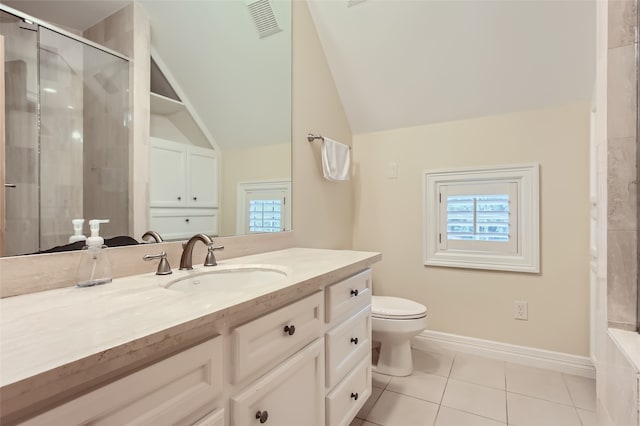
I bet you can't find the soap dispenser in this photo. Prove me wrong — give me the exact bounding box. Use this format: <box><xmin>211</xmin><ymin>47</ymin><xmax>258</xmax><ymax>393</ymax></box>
<box><xmin>69</xmin><ymin>219</ymin><xmax>86</xmax><ymax>243</ymax></box>
<box><xmin>77</xmin><ymin>219</ymin><xmax>112</xmax><ymax>287</ymax></box>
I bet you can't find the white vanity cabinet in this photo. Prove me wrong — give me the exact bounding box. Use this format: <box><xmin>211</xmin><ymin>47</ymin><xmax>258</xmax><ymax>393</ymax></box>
<box><xmin>324</xmin><ymin>270</ymin><xmax>372</xmax><ymax>426</ymax></box>
<box><xmin>230</xmin><ymin>339</ymin><xmax>324</xmax><ymax>426</ymax></box>
<box><xmin>21</xmin><ymin>337</ymin><xmax>225</xmax><ymax>426</ymax></box>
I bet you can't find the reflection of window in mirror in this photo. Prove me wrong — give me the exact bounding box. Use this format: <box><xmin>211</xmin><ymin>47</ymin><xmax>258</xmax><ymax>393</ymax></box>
<box><xmin>237</xmin><ymin>181</ymin><xmax>291</xmax><ymax>234</ymax></box>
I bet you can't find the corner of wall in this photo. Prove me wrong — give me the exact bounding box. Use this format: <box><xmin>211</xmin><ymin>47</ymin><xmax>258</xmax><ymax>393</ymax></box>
<box><xmin>291</xmin><ymin>1</ymin><xmax>354</xmax><ymax>250</ymax></box>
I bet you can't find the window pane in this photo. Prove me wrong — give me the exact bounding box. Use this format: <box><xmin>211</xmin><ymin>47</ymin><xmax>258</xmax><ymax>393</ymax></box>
<box><xmin>447</xmin><ymin>194</ymin><xmax>510</xmax><ymax>242</ymax></box>
<box><xmin>248</xmin><ymin>199</ymin><xmax>283</xmax><ymax>232</ymax></box>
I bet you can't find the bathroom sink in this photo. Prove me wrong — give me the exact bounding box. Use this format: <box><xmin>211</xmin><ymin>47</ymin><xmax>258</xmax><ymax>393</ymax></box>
<box><xmin>165</xmin><ymin>264</ymin><xmax>290</xmax><ymax>293</ymax></box>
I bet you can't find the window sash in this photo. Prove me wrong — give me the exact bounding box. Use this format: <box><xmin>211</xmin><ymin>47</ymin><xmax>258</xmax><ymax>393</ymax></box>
<box><xmin>438</xmin><ymin>181</ymin><xmax>519</xmax><ymax>254</ymax></box>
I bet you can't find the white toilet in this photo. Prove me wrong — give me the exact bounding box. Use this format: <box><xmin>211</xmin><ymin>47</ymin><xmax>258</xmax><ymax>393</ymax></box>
<box><xmin>371</xmin><ymin>296</ymin><xmax>427</xmax><ymax>377</ymax></box>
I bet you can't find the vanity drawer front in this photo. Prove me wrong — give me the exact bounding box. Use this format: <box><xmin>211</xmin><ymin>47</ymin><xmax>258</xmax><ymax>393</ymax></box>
<box><xmin>192</xmin><ymin>408</ymin><xmax>225</xmax><ymax>426</ymax></box>
<box><xmin>149</xmin><ymin>208</ymin><xmax>218</xmax><ymax>241</ymax></box>
<box><xmin>231</xmin><ymin>339</ymin><xmax>324</xmax><ymax>426</ymax></box>
<box><xmin>325</xmin><ymin>305</ymin><xmax>371</xmax><ymax>388</ymax></box>
<box><xmin>326</xmin><ymin>355</ymin><xmax>372</xmax><ymax>426</ymax></box>
<box><xmin>21</xmin><ymin>337</ymin><xmax>223</xmax><ymax>426</ymax></box>
<box><xmin>326</xmin><ymin>269</ymin><xmax>371</xmax><ymax>324</ymax></box>
<box><xmin>231</xmin><ymin>291</ymin><xmax>323</xmax><ymax>384</ymax></box>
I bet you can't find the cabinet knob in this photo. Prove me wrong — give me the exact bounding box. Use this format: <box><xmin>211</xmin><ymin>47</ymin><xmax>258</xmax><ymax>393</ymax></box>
<box><xmin>185</xmin><ymin>218</ymin><xmax>190</xmax><ymax>223</ymax></box>
<box><xmin>193</xmin><ymin>196</ymin><xmax>198</xmax><ymax>201</ymax></box>
<box><xmin>350</xmin><ymin>337</ymin><xmax>359</xmax><ymax>345</ymax></box>
<box><xmin>284</xmin><ymin>325</ymin><xmax>296</xmax><ymax>336</ymax></box>
<box><xmin>351</xmin><ymin>392</ymin><xmax>359</xmax><ymax>401</ymax></box>
<box><xmin>350</xmin><ymin>289</ymin><xmax>359</xmax><ymax>297</ymax></box>
<box><xmin>255</xmin><ymin>410</ymin><xmax>269</xmax><ymax>423</ymax></box>
<box><xmin>177</xmin><ymin>196</ymin><xmax>181</xmax><ymax>201</ymax></box>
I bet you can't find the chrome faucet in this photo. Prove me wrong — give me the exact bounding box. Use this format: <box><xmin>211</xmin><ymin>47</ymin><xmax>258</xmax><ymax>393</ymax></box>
<box><xmin>179</xmin><ymin>234</ymin><xmax>224</xmax><ymax>270</ymax></box>
<box><xmin>141</xmin><ymin>230</ymin><xmax>164</xmax><ymax>243</ymax></box>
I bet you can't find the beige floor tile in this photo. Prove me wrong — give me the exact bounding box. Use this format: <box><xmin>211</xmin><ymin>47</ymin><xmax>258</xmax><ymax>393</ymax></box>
<box><xmin>505</xmin><ymin>363</ymin><xmax>572</xmax><ymax>405</ymax></box>
<box><xmin>366</xmin><ymin>390</ymin><xmax>439</xmax><ymax>426</ymax></box>
<box><xmin>357</xmin><ymin>386</ymin><xmax>384</xmax><ymax>420</ymax></box>
<box><xmin>412</xmin><ymin>349</ymin><xmax>455</xmax><ymax>377</ymax></box>
<box><xmin>576</xmin><ymin>408</ymin><xmax>599</xmax><ymax>426</ymax></box>
<box><xmin>563</xmin><ymin>374</ymin><xmax>596</xmax><ymax>411</ymax></box>
<box><xmin>506</xmin><ymin>392</ymin><xmax>581</xmax><ymax>426</ymax></box>
<box><xmin>386</xmin><ymin>371</ymin><xmax>447</xmax><ymax>403</ymax></box>
<box><xmin>441</xmin><ymin>379</ymin><xmax>507</xmax><ymax>423</ymax></box>
<box><xmin>372</xmin><ymin>371</ymin><xmax>392</xmax><ymax>389</ymax></box>
<box><xmin>450</xmin><ymin>353</ymin><xmax>506</xmax><ymax>390</ymax></box>
<box><xmin>435</xmin><ymin>406</ymin><xmax>506</xmax><ymax>426</ymax></box>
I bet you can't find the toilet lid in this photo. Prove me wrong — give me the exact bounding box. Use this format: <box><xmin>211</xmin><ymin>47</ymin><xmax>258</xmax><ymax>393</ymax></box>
<box><xmin>372</xmin><ymin>296</ymin><xmax>427</xmax><ymax>320</ymax></box>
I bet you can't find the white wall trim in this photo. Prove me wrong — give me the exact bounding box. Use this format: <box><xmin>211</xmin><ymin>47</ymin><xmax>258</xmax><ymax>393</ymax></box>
<box><xmin>413</xmin><ymin>330</ymin><xmax>595</xmax><ymax>378</ymax></box>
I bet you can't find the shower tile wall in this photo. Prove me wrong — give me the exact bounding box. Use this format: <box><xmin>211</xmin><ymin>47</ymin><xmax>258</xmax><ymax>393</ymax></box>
<box><xmin>38</xmin><ymin>29</ymin><xmax>84</xmax><ymax>250</ymax></box>
<box><xmin>84</xmin><ymin>3</ymin><xmax>151</xmax><ymax>239</ymax></box>
<box><xmin>607</xmin><ymin>0</ymin><xmax>638</xmax><ymax>330</ymax></box>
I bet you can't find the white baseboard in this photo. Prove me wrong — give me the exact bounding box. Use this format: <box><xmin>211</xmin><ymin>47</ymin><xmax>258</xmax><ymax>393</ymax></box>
<box><xmin>412</xmin><ymin>330</ymin><xmax>595</xmax><ymax>379</ymax></box>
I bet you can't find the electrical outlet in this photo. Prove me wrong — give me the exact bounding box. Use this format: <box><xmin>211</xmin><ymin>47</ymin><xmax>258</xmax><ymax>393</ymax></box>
<box><xmin>514</xmin><ymin>301</ymin><xmax>528</xmax><ymax>320</ymax></box>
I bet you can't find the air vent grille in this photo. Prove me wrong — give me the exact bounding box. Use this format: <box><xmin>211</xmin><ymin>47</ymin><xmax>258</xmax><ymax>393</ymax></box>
<box><xmin>247</xmin><ymin>0</ymin><xmax>282</xmax><ymax>39</ymax></box>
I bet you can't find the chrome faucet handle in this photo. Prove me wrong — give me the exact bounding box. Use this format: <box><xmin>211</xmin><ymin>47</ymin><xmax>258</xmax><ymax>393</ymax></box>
<box><xmin>143</xmin><ymin>252</ymin><xmax>172</xmax><ymax>275</ymax></box>
<box><xmin>204</xmin><ymin>245</ymin><xmax>225</xmax><ymax>267</ymax></box>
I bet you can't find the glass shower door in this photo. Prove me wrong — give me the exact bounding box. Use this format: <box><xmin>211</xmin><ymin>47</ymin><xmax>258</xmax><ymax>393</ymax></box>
<box><xmin>1</xmin><ymin>11</ymin><xmax>39</xmax><ymax>256</ymax></box>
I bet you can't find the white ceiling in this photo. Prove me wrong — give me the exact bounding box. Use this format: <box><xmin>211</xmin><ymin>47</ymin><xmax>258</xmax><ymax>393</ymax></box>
<box><xmin>308</xmin><ymin>0</ymin><xmax>596</xmax><ymax>134</ymax></box>
<box><xmin>2</xmin><ymin>0</ymin><xmax>596</xmax><ymax>138</ymax></box>
<box><xmin>3</xmin><ymin>0</ymin><xmax>128</xmax><ymax>31</ymax></box>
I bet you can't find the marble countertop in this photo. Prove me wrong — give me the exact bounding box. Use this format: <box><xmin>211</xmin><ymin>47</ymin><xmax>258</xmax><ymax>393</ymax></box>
<box><xmin>0</xmin><ymin>247</ymin><xmax>380</xmax><ymax>422</ymax></box>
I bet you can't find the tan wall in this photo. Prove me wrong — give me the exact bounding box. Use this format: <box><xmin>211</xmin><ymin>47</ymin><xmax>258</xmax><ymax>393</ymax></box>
<box><xmin>220</xmin><ymin>143</ymin><xmax>291</xmax><ymax>236</ymax></box>
<box><xmin>291</xmin><ymin>1</ymin><xmax>354</xmax><ymax>250</ymax></box>
<box><xmin>352</xmin><ymin>102</ymin><xmax>591</xmax><ymax>356</ymax></box>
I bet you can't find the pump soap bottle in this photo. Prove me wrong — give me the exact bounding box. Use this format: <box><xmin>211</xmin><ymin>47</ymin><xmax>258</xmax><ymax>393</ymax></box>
<box><xmin>69</xmin><ymin>219</ymin><xmax>86</xmax><ymax>243</ymax></box>
<box><xmin>77</xmin><ymin>219</ymin><xmax>112</xmax><ymax>287</ymax></box>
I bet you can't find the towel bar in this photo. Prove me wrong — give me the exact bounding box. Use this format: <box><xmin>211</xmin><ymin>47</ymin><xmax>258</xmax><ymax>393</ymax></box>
<box><xmin>307</xmin><ymin>133</ymin><xmax>351</xmax><ymax>149</ymax></box>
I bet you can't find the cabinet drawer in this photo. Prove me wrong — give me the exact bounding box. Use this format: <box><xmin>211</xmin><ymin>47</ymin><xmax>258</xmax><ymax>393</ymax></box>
<box><xmin>22</xmin><ymin>337</ymin><xmax>223</xmax><ymax>426</ymax></box>
<box><xmin>193</xmin><ymin>408</ymin><xmax>224</xmax><ymax>426</ymax></box>
<box><xmin>326</xmin><ymin>305</ymin><xmax>371</xmax><ymax>388</ymax></box>
<box><xmin>326</xmin><ymin>355</ymin><xmax>372</xmax><ymax>426</ymax></box>
<box><xmin>326</xmin><ymin>269</ymin><xmax>371</xmax><ymax>324</ymax></box>
<box><xmin>149</xmin><ymin>208</ymin><xmax>218</xmax><ymax>241</ymax></box>
<box><xmin>231</xmin><ymin>292</ymin><xmax>323</xmax><ymax>384</ymax></box>
<box><xmin>231</xmin><ymin>339</ymin><xmax>324</xmax><ymax>426</ymax></box>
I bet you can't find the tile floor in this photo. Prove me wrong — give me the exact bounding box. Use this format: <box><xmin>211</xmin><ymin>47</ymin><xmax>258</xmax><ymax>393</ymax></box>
<box><xmin>351</xmin><ymin>348</ymin><xmax>597</xmax><ymax>426</ymax></box>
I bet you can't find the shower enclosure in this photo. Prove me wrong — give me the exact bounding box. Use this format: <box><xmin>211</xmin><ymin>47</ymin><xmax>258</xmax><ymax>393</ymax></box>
<box><xmin>1</xmin><ymin>9</ymin><xmax>130</xmax><ymax>256</ymax></box>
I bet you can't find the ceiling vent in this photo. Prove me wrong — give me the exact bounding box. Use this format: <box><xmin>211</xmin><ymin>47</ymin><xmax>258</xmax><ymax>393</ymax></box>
<box><xmin>246</xmin><ymin>0</ymin><xmax>282</xmax><ymax>39</ymax></box>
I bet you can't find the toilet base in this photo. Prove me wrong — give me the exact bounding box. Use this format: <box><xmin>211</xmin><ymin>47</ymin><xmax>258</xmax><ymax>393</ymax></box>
<box><xmin>373</xmin><ymin>338</ymin><xmax>414</xmax><ymax>377</ymax></box>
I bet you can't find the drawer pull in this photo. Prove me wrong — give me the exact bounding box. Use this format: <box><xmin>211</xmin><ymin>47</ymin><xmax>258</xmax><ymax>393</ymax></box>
<box><xmin>350</xmin><ymin>337</ymin><xmax>359</xmax><ymax>345</ymax></box>
<box><xmin>351</xmin><ymin>392</ymin><xmax>359</xmax><ymax>401</ymax></box>
<box><xmin>185</xmin><ymin>218</ymin><xmax>190</xmax><ymax>223</ymax></box>
<box><xmin>350</xmin><ymin>289</ymin><xmax>359</xmax><ymax>297</ymax></box>
<box><xmin>284</xmin><ymin>325</ymin><xmax>296</xmax><ymax>336</ymax></box>
<box><xmin>193</xmin><ymin>196</ymin><xmax>198</xmax><ymax>201</ymax></box>
<box><xmin>255</xmin><ymin>410</ymin><xmax>269</xmax><ymax>423</ymax></box>
<box><xmin>177</xmin><ymin>196</ymin><xmax>182</xmax><ymax>201</ymax></box>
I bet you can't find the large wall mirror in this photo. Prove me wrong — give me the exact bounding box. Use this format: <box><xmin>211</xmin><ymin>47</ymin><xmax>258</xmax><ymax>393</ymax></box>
<box><xmin>0</xmin><ymin>0</ymin><xmax>292</xmax><ymax>257</ymax></box>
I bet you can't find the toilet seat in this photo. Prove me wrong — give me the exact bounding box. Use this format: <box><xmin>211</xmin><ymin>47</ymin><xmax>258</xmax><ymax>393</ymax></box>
<box><xmin>372</xmin><ymin>296</ymin><xmax>427</xmax><ymax>320</ymax></box>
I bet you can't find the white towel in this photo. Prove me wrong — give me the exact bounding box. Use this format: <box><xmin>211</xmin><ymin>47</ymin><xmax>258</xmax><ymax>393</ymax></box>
<box><xmin>321</xmin><ymin>137</ymin><xmax>350</xmax><ymax>181</ymax></box>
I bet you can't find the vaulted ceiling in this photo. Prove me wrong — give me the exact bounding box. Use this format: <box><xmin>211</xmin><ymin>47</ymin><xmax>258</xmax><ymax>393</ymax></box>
<box><xmin>3</xmin><ymin>0</ymin><xmax>596</xmax><ymax>138</ymax></box>
<box><xmin>308</xmin><ymin>0</ymin><xmax>596</xmax><ymax>134</ymax></box>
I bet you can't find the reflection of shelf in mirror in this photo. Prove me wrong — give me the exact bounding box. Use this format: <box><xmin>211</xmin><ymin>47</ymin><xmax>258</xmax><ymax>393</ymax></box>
<box><xmin>151</xmin><ymin>92</ymin><xmax>184</xmax><ymax>115</ymax></box>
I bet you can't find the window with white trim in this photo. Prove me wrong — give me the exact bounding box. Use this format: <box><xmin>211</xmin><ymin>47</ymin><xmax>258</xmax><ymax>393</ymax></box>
<box><xmin>237</xmin><ymin>181</ymin><xmax>291</xmax><ymax>234</ymax></box>
<box><xmin>423</xmin><ymin>164</ymin><xmax>539</xmax><ymax>273</ymax></box>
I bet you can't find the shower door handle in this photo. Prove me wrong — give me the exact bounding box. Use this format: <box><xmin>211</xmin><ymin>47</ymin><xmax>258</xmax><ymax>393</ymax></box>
<box><xmin>4</xmin><ymin>183</ymin><xmax>17</xmax><ymax>188</ymax></box>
